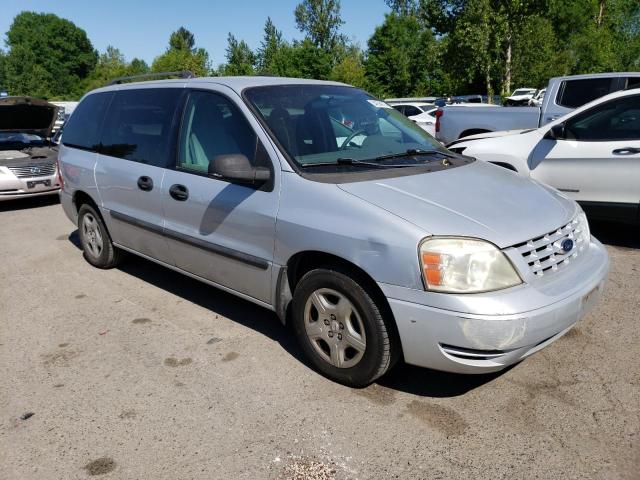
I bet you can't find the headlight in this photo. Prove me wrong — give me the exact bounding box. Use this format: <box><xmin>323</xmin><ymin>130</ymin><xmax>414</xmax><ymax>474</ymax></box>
<box><xmin>575</xmin><ymin>211</ymin><xmax>591</xmax><ymax>250</ymax></box>
<box><xmin>419</xmin><ymin>237</ymin><xmax>522</xmax><ymax>293</ymax></box>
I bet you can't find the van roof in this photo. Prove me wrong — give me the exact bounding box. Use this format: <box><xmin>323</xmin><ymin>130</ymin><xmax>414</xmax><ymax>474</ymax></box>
<box><xmin>89</xmin><ymin>76</ymin><xmax>348</xmax><ymax>97</ymax></box>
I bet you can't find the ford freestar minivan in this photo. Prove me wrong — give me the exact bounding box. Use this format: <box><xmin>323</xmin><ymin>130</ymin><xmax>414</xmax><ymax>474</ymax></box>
<box><xmin>59</xmin><ymin>76</ymin><xmax>609</xmax><ymax>387</ymax></box>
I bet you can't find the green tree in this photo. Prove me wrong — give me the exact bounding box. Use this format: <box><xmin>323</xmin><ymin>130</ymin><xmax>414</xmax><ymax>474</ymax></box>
<box><xmin>128</xmin><ymin>58</ymin><xmax>150</xmax><ymax>75</ymax></box>
<box><xmin>4</xmin><ymin>12</ymin><xmax>97</xmax><ymax>98</ymax></box>
<box><xmin>152</xmin><ymin>27</ymin><xmax>211</xmax><ymax>76</ymax></box>
<box><xmin>289</xmin><ymin>39</ymin><xmax>334</xmax><ymax>79</ymax></box>
<box><xmin>366</xmin><ymin>13</ymin><xmax>440</xmax><ymax>97</ymax></box>
<box><xmin>329</xmin><ymin>47</ymin><xmax>367</xmax><ymax>89</ymax></box>
<box><xmin>420</xmin><ymin>0</ymin><xmax>551</xmax><ymax>97</ymax></box>
<box><xmin>511</xmin><ymin>16</ymin><xmax>568</xmax><ymax>89</ymax></box>
<box><xmin>0</xmin><ymin>50</ymin><xmax>6</xmax><ymax>90</ymax></box>
<box><xmin>547</xmin><ymin>0</ymin><xmax>640</xmax><ymax>74</ymax></box>
<box><xmin>219</xmin><ymin>34</ymin><xmax>256</xmax><ymax>75</ymax></box>
<box><xmin>84</xmin><ymin>47</ymin><xmax>151</xmax><ymax>91</ymax></box>
<box><xmin>294</xmin><ymin>0</ymin><xmax>346</xmax><ymax>52</ymax></box>
<box><xmin>385</xmin><ymin>0</ymin><xmax>419</xmax><ymax>15</ymax></box>
<box><xmin>169</xmin><ymin>27</ymin><xmax>195</xmax><ymax>51</ymax></box>
<box><xmin>256</xmin><ymin>18</ymin><xmax>286</xmax><ymax>74</ymax></box>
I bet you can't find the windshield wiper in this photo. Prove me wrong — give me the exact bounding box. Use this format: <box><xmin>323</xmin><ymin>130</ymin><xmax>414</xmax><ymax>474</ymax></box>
<box><xmin>300</xmin><ymin>157</ymin><xmax>418</xmax><ymax>169</ymax></box>
<box><xmin>373</xmin><ymin>148</ymin><xmax>457</xmax><ymax>162</ymax></box>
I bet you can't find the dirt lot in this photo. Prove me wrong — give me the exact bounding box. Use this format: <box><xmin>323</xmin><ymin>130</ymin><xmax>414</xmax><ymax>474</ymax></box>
<box><xmin>1</xmin><ymin>196</ymin><xmax>638</xmax><ymax>480</ymax></box>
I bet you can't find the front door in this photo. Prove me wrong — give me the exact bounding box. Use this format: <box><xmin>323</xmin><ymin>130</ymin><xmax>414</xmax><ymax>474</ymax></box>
<box><xmin>161</xmin><ymin>88</ymin><xmax>280</xmax><ymax>304</ymax></box>
<box><xmin>530</xmin><ymin>93</ymin><xmax>640</xmax><ymax>222</ymax></box>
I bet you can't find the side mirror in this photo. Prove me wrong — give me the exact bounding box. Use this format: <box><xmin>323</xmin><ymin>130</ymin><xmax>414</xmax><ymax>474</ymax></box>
<box><xmin>544</xmin><ymin>123</ymin><xmax>566</xmax><ymax>140</ymax></box>
<box><xmin>209</xmin><ymin>154</ymin><xmax>271</xmax><ymax>185</ymax></box>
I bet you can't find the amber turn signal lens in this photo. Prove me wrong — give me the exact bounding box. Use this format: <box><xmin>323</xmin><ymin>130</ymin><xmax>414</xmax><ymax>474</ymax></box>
<box><xmin>421</xmin><ymin>252</ymin><xmax>442</xmax><ymax>286</ymax></box>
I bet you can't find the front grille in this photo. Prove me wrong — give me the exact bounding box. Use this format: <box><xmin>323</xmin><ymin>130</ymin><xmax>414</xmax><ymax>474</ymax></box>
<box><xmin>8</xmin><ymin>163</ymin><xmax>56</xmax><ymax>178</ymax></box>
<box><xmin>513</xmin><ymin>217</ymin><xmax>587</xmax><ymax>277</ymax></box>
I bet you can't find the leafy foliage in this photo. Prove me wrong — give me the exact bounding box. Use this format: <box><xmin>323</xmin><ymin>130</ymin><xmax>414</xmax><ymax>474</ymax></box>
<box><xmin>3</xmin><ymin>12</ymin><xmax>97</xmax><ymax>99</ymax></box>
<box><xmin>294</xmin><ymin>0</ymin><xmax>346</xmax><ymax>51</ymax></box>
<box><xmin>1</xmin><ymin>2</ymin><xmax>638</xmax><ymax>100</ymax></box>
<box><xmin>366</xmin><ymin>13</ymin><xmax>440</xmax><ymax>97</ymax></box>
<box><xmin>83</xmin><ymin>47</ymin><xmax>150</xmax><ymax>91</ymax></box>
<box><xmin>151</xmin><ymin>27</ymin><xmax>211</xmax><ymax>77</ymax></box>
<box><xmin>219</xmin><ymin>34</ymin><xmax>256</xmax><ymax>76</ymax></box>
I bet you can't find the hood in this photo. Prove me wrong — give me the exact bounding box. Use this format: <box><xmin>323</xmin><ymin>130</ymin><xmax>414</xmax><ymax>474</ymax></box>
<box><xmin>338</xmin><ymin>161</ymin><xmax>577</xmax><ymax>248</ymax></box>
<box><xmin>449</xmin><ymin>129</ymin><xmax>532</xmax><ymax>146</ymax></box>
<box><xmin>0</xmin><ymin>96</ymin><xmax>58</xmax><ymax>138</ymax></box>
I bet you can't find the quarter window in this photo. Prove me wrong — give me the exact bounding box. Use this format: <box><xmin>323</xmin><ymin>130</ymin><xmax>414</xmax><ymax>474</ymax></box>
<box><xmin>100</xmin><ymin>88</ymin><xmax>182</xmax><ymax>167</ymax></box>
<box><xmin>61</xmin><ymin>92</ymin><xmax>113</xmax><ymax>150</ymax></box>
<box><xmin>178</xmin><ymin>91</ymin><xmax>262</xmax><ymax>174</ymax></box>
<box><xmin>565</xmin><ymin>95</ymin><xmax>640</xmax><ymax>141</ymax></box>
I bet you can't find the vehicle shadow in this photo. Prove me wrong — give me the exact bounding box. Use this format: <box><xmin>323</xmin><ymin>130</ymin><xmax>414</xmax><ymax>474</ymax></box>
<box><xmin>62</xmin><ymin>231</ymin><xmax>513</xmax><ymax>398</ymax></box>
<box><xmin>0</xmin><ymin>194</ymin><xmax>59</xmax><ymax>212</ymax></box>
<box><xmin>65</xmin><ymin>230</ymin><xmax>306</xmax><ymax>365</ymax></box>
<box><xmin>590</xmin><ymin>220</ymin><xmax>640</xmax><ymax>249</ymax></box>
<box><xmin>377</xmin><ymin>362</ymin><xmax>509</xmax><ymax>398</ymax></box>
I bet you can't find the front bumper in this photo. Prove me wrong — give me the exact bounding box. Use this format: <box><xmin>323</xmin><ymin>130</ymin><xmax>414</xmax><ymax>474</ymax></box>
<box><xmin>0</xmin><ymin>171</ymin><xmax>60</xmax><ymax>201</ymax></box>
<box><xmin>381</xmin><ymin>238</ymin><xmax>609</xmax><ymax>373</ymax></box>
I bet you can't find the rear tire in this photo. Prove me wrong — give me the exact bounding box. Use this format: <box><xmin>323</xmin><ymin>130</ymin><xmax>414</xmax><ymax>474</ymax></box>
<box><xmin>291</xmin><ymin>267</ymin><xmax>399</xmax><ymax>387</ymax></box>
<box><xmin>78</xmin><ymin>204</ymin><xmax>124</xmax><ymax>269</ymax></box>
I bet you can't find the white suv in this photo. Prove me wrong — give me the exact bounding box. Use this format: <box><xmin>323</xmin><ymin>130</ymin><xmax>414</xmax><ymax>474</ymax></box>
<box><xmin>449</xmin><ymin>89</ymin><xmax>640</xmax><ymax>224</ymax></box>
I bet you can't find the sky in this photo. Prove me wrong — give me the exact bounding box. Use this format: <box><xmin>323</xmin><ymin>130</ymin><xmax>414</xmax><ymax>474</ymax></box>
<box><xmin>1</xmin><ymin>0</ymin><xmax>391</xmax><ymax>66</ymax></box>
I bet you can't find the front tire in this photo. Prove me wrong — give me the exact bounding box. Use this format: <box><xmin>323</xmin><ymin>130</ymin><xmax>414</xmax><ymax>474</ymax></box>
<box><xmin>78</xmin><ymin>204</ymin><xmax>124</xmax><ymax>269</ymax></box>
<box><xmin>291</xmin><ymin>267</ymin><xmax>398</xmax><ymax>387</ymax></box>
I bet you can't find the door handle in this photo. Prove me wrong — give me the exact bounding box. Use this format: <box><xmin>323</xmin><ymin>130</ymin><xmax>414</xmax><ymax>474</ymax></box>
<box><xmin>612</xmin><ymin>147</ymin><xmax>640</xmax><ymax>155</ymax></box>
<box><xmin>137</xmin><ymin>176</ymin><xmax>153</xmax><ymax>191</ymax></box>
<box><xmin>169</xmin><ymin>184</ymin><xmax>189</xmax><ymax>201</ymax></box>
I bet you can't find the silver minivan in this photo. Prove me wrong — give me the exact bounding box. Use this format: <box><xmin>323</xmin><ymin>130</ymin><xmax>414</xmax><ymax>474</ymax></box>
<box><xmin>59</xmin><ymin>76</ymin><xmax>609</xmax><ymax>387</ymax></box>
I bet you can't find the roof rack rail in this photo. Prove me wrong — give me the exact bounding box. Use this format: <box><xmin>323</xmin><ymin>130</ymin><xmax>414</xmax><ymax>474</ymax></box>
<box><xmin>106</xmin><ymin>71</ymin><xmax>195</xmax><ymax>86</ymax></box>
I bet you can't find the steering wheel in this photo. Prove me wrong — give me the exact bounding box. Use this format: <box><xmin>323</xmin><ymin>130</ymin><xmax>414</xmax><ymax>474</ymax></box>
<box><xmin>339</xmin><ymin>130</ymin><xmax>366</xmax><ymax>150</ymax></box>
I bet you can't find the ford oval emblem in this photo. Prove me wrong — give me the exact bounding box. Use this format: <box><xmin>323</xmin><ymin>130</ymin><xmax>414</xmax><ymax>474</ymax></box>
<box><xmin>561</xmin><ymin>239</ymin><xmax>574</xmax><ymax>253</ymax></box>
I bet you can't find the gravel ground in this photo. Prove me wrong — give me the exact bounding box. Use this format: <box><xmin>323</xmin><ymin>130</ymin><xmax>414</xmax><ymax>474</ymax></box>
<box><xmin>1</xmin><ymin>196</ymin><xmax>638</xmax><ymax>480</ymax></box>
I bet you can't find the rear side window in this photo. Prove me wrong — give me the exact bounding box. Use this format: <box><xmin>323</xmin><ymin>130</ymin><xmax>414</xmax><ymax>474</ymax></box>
<box><xmin>100</xmin><ymin>88</ymin><xmax>182</xmax><ymax>167</ymax></box>
<box><xmin>557</xmin><ymin>78</ymin><xmax>614</xmax><ymax>108</ymax></box>
<box><xmin>62</xmin><ymin>92</ymin><xmax>112</xmax><ymax>150</ymax></box>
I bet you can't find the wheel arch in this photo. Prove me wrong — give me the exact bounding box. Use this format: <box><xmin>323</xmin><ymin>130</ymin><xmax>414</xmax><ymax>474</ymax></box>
<box><xmin>276</xmin><ymin>251</ymin><xmax>401</xmax><ymax>352</ymax></box>
<box><xmin>73</xmin><ymin>190</ymin><xmax>100</xmax><ymax>213</ymax></box>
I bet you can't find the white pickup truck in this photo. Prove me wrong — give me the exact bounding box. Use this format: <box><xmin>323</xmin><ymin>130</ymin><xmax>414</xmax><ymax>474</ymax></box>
<box><xmin>437</xmin><ymin>72</ymin><xmax>640</xmax><ymax>145</ymax></box>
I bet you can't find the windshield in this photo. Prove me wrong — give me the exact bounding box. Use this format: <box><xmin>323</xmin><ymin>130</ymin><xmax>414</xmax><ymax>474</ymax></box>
<box><xmin>512</xmin><ymin>89</ymin><xmax>533</xmax><ymax>96</ymax></box>
<box><xmin>244</xmin><ymin>85</ymin><xmax>446</xmax><ymax>167</ymax></box>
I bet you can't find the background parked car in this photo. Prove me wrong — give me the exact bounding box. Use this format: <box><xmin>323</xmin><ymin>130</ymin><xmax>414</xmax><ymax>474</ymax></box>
<box><xmin>51</xmin><ymin>101</ymin><xmax>79</xmax><ymax>136</ymax></box>
<box><xmin>505</xmin><ymin>88</ymin><xmax>537</xmax><ymax>106</ymax></box>
<box><xmin>387</xmin><ymin>101</ymin><xmax>437</xmax><ymax>136</ymax></box>
<box><xmin>528</xmin><ymin>88</ymin><xmax>546</xmax><ymax>106</ymax></box>
<box><xmin>437</xmin><ymin>72</ymin><xmax>640</xmax><ymax>145</ymax></box>
<box><xmin>387</xmin><ymin>101</ymin><xmax>434</xmax><ymax>118</ymax></box>
<box><xmin>0</xmin><ymin>96</ymin><xmax>61</xmax><ymax>201</ymax></box>
<box><xmin>448</xmin><ymin>88</ymin><xmax>640</xmax><ymax>224</ymax></box>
